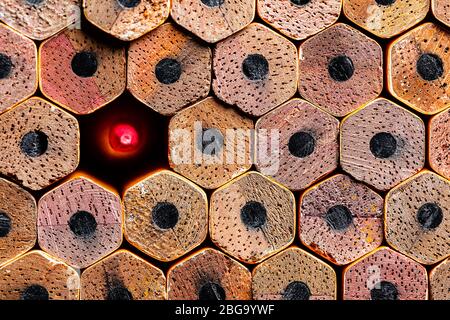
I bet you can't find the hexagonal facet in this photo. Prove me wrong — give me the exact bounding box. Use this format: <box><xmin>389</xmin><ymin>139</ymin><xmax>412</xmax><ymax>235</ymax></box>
<box><xmin>252</xmin><ymin>247</ymin><xmax>336</xmax><ymax>300</ymax></box>
<box><xmin>38</xmin><ymin>175</ymin><xmax>123</xmax><ymax>269</ymax></box>
<box><xmin>255</xmin><ymin>98</ymin><xmax>339</xmax><ymax>191</ymax></box>
<box><xmin>430</xmin><ymin>258</ymin><xmax>450</xmax><ymax>300</ymax></box>
<box><xmin>123</xmin><ymin>170</ymin><xmax>208</xmax><ymax>262</ymax></box>
<box><xmin>299</xmin><ymin>23</ymin><xmax>383</xmax><ymax>117</ymax></box>
<box><xmin>429</xmin><ymin>108</ymin><xmax>450</xmax><ymax>180</ymax></box>
<box><xmin>213</xmin><ymin>23</ymin><xmax>298</xmax><ymax>116</ymax></box>
<box><xmin>171</xmin><ymin>0</ymin><xmax>255</xmax><ymax>43</ymax></box>
<box><xmin>432</xmin><ymin>0</ymin><xmax>450</xmax><ymax>26</ymax></box>
<box><xmin>210</xmin><ymin>171</ymin><xmax>295</xmax><ymax>264</ymax></box>
<box><xmin>343</xmin><ymin>247</ymin><xmax>428</xmax><ymax>300</ymax></box>
<box><xmin>0</xmin><ymin>0</ymin><xmax>80</xmax><ymax>40</ymax></box>
<box><xmin>0</xmin><ymin>250</ymin><xmax>80</xmax><ymax>300</ymax></box>
<box><xmin>167</xmin><ymin>248</ymin><xmax>252</xmax><ymax>300</ymax></box>
<box><xmin>343</xmin><ymin>0</ymin><xmax>429</xmax><ymax>38</ymax></box>
<box><xmin>168</xmin><ymin>97</ymin><xmax>253</xmax><ymax>189</ymax></box>
<box><xmin>257</xmin><ymin>0</ymin><xmax>341</xmax><ymax>40</ymax></box>
<box><xmin>81</xmin><ymin>250</ymin><xmax>166</xmax><ymax>300</ymax></box>
<box><xmin>0</xmin><ymin>178</ymin><xmax>36</xmax><ymax>266</ymax></box>
<box><xmin>385</xmin><ymin>171</ymin><xmax>450</xmax><ymax>265</ymax></box>
<box><xmin>388</xmin><ymin>23</ymin><xmax>449</xmax><ymax>115</ymax></box>
<box><xmin>341</xmin><ymin>98</ymin><xmax>425</xmax><ymax>191</ymax></box>
<box><xmin>128</xmin><ymin>23</ymin><xmax>211</xmax><ymax>116</ymax></box>
<box><xmin>300</xmin><ymin>174</ymin><xmax>384</xmax><ymax>266</ymax></box>
<box><xmin>0</xmin><ymin>23</ymin><xmax>37</xmax><ymax>114</ymax></box>
<box><xmin>40</xmin><ymin>28</ymin><xmax>126</xmax><ymax>115</ymax></box>
<box><xmin>83</xmin><ymin>0</ymin><xmax>170</xmax><ymax>41</ymax></box>
<box><xmin>0</xmin><ymin>97</ymin><xmax>80</xmax><ymax>190</ymax></box>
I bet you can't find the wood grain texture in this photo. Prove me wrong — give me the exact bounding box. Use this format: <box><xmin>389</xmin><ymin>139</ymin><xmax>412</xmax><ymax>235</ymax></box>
<box><xmin>167</xmin><ymin>248</ymin><xmax>252</xmax><ymax>300</ymax></box>
<box><xmin>0</xmin><ymin>250</ymin><xmax>80</xmax><ymax>300</ymax></box>
<box><xmin>430</xmin><ymin>258</ymin><xmax>450</xmax><ymax>300</ymax></box>
<box><xmin>432</xmin><ymin>0</ymin><xmax>450</xmax><ymax>26</ymax></box>
<box><xmin>0</xmin><ymin>0</ymin><xmax>80</xmax><ymax>40</ymax></box>
<box><xmin>299</xmin><ymin>23</ymin><xmax>383</xmax><ymax>117</ymax></box>
<box><xmin>343</xmin><ymin>247</ymin><xmax>428</xmax><ymax>300</ymax></box>
<box><xmin>83</xmin><ymin>0</ymin><xmax>170</xmax><ymax>41</ymax></box>
<box><xmin>128</xmin><ymin>23</ymin><xmax>211</xmax><ymax>116</ymax></box>
<box><xmin>0</xmin><ymin>97</ymin><xmax>80</xmax><ymax>190</ymax></box>
<box><xmin>0</xmin><ymin>178</ymin><xmax>36</xmax><ymax>267</ymax></box>
<box><xmin>0</xmin><ymin>23</ymin><xmax>37</xmax><ymax>114</ymax></box>
<box><xmin>299</xmin><ymin>174</ymin><xmax>384</xmax><ymax>266</ymax></box>
<box><xmin>213</xmin><ymin>23</ymin><xmax>298</xmax><ymax>116</ymax></box>
<box><xmin>255</xmin><ymin>98</ymin><xmax>339</xmax><ymax>191</ymax></box>
<box><xmin>385</xmin><ymin>170</ymin><xmax>450</xmax><ymax>265</ymax></box>
<box><xmin>168</xmin><ymin>97</ymin><xmax>253</xmax><ymax>189</ymax></box>
<box><xmin>429</xmin><ymin>108</ymin><xmax>450</xmax><ymax>180</ymax></box>
<box><xmin>39</xmin><ymin>28</ymin><xmax>126</xmax><ymax>115</ymax></box>
<box><xmin>171</xmin><ymin>0</ymin><xmax>255</xmax><ymax>43</ymax></box>
<box><xmin>252</xmin><ymin>247</ymin><xmax>336</xmax><ymax>300</ymax></box>
<box><xmin>343</xmin><ymin>0</ymin><xmax>429</xmax><ymax>38</ymax></box>
<box><xmin>388</xmin><ymin>22</ymin><xmax>449</xmax><ymax>115</ymax></box>
<box><xmin>81</xmin><ymin>250</ymin><xmax>166</xmax><ymax>300</ymax></box>
<box><xmin>37</xmin><ymin>174</ymin><xmax>123</xmax><ymax>269</ymax></box>
<box><xmin>341</xmin><ymin>98</ymin><xmax>425</xmax><ymax>191</ymax></box>
<box><xmin>257</xmin><ymin>0</ymin><xmax>341</xmax><ymax>40</ymax></box>
<box><xmin>210</xmin><ymin>171</ymin><xmax>295</xmax><ymax>264</ymax></box>
<box><xmin>123</xmin><ymin>170</ymin><xmax>208</xmax><ymax>262</ymax></box>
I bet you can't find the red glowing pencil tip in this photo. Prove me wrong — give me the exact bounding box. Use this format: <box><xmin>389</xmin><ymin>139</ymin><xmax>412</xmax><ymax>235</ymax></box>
<box><xmin>109</xmin><ymin>123</ymin><xmax>139</xmax><ymax>152</ymax></box>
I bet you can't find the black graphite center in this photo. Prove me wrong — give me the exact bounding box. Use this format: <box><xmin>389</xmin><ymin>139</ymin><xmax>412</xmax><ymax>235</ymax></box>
<box><xmin>328</xmin><ymin>55</ymin><xmax>355</xmax><ymax>82</ymax></box>
<box><xmin>242</xmin><ymin>54</ymin><xmax>269</xmax><ymax>81</ymax></box>
<box><xmin>417</xmin><ymin>202</ymin><xmax>443</xmax><ymax>230</ymax></box>
<box><xmin>0</xmin><ymin>212</ymin><xmax>12</xmax><ymax>237</ymax></box>
<box><xmin>325</xmin><ymin>205</ymin><xmax>353</xmax><ymax>231</ymax></box>
<box><xmin>198</xmin><ymin>282</ymin><xmax>226</xmax><ymax>300</ymax></box>
<box><xmin>282</xmin><ymin>281</ymin><xmax>311</xmax><ymax>300</ymax></box>
<box><xmin>71</xmin><ymin>51</ymin><xmax>98</xmax><ymax>78</ymax></box>
<box><xmin>117</xmin><ymin>0</ymin><xmax>141</xmax><ymax>8</ymax></box>
<box><xmin>68</xmin><ymin>211</ymin><xmax>97</xmax><ymax>238</ymax></box>
<box><xmin>288</xmin><ymin>131</ymin><xmax>315</xmax><ymax>158</ymax></box>
<box><xmin>107</xmin><ymin>285</ymin><xmax>133</xmax><ymax>300</ymax></box>
<box><xmin>200</xmin><ymin>0</ymin><xmax>224</xmax><ymax>7</ymax></box>
<box><xmin>21</xmin><ymin>285</ymin><xmax>49</xmax><ymax>300</ymax></box>
<box><xmin>155</xmin><ymin>58</ymin><xmax>182</xmax><ymax>85</ymax></box>
<box><xmin>370</xmin><ymin>281</ymin><xmax>398</xmax><ymax>300</ymax></box>
<box><xmin>196</xmin><ymin>128</ymin><xmax>224</xmax><ymax>156</ymax></box>
<box><xmin>20</xmin><ymin>130</ymin><xmax>48</xmax><ymax>158</ymax></box>
<box><xmin>370</xmin><ymin>132</ymin><xmax>397</xmax><ymax>159</ymax></box>
<box><xmin>375</xmin><ymin>0</ymin><xmax>396</xmax><ymax>5</ymax></box>
<box><xmin>240</xmin><ymin>201</ymin><xmax>267</xmax><ymax>229</ymax></box>
<box><xmin>26</xmin><ymin>0</ymin><xmax>45</xmax><ymax>5</ymax></box>
<box><xmin>0</xmin><ymin>53</ymin><xmax>13</xmax><ymax>79</ymax></box>
<box><xmin>290</xmin><ymin>0</ymin><xmax>311</xmax><ymax>6</ymax></box>
<box><xmin>416</xmin><ymin>53</ymin><xmax>444</xmax><ymax>81</ymax></box>
<box><xmin>152</xmin><ymin>202</ymin><xmax>179</xmax><ymax>230</ymax></box>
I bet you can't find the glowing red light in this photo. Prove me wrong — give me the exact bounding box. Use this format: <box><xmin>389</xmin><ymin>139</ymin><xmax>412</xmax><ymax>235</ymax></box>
<box><xmin>109</xmin><ymin>123</ymin><xmax>139</xmax><ymax>153</ymax></box>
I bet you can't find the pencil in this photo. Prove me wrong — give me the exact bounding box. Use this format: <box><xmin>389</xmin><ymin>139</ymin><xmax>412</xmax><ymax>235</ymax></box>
<box><xmin>429</xmin><ymin>108</ymin><xmax>450</xmax><ymax>180</ymax></box>
<box><xmin>429</xmin><ymin>258</ymin><xmax>450</xmax><ymax>300</ymax></box>
<box><xmin>343</xmin><ymin>246</ymin><xmax>428</xmax><ymax>300</ymax></box>
<box><xmin>0</xmin><ymin>97</ymin><xmax>80</xmax><ymax>190</ymax></box>
<box><xmin>37</xmin><ymin>173</ymin><xmax>123</xmax><ymax>269</ymax></box>
<box><xmin>167</xmin><ymin>248</ymin><xmax>252</xmax><ymax>300</ymax></box>
<box><xmin>0</xmin><ymin>178</ymin><xmax>36</xmax><ymax>267</ymax></box>
<box><xmin>298</xmin><ymin>23</ymin><xmax>383</xmax><ymax>117</ymax></box>
<box><xmin>432</xmin><ymin>0</ymin><xmax>450</xmax><ymax>26</ymax></box>
<box><xmin>81</xmin><ymin>249</ymin><xmax>166</xmax><ymax>300</ymax></box>
<box><xmin>299</xmin><ymin>174</ymin><xmax>384</xmax><ymax>266</ymax></box>
<box><xmin>340</xmin><ymin>98</ymin><xmax>425</xmax><ymax>191</ymax></box>
<box><xmin>128</xmin><ymin>23</ymin><xmax>211</xmax><ymax>116</ymax></box>
<box><xmin>385</xmin><ymin>170</ymin><xmax>450</xmax><ymax>265</ymax></box>
<box><xmin>213</xmin><ymin>23</ymin><xmax>298</xmax><ymax>116</ymax></box>
<box><xmin>252</xmin><ymin>247</ymin><xmax>336</xmax><ymax>300</ymax></box>
<box><xmin>209</xmin><ymin>171</ymin><xmax>295</xmax><ymax>264</ymax></box>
